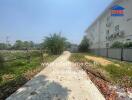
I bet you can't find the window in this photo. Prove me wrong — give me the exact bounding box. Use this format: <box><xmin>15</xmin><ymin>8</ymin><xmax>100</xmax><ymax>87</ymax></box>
<box><xmin>115</xmin><ymin>25</ymin><xmax>120</xmax><ymax>32</ymax></box>
<box><xmin>106</xmin><ymin>30</ymin><xmax>109</xmax><ymax>36</ymax></box>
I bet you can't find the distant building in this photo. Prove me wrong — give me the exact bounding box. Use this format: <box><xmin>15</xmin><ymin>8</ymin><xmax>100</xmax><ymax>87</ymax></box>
<box><xmin>85</xmin><ymin>0</ymin><xmax>132</xmax><ymax>49</ymax></box>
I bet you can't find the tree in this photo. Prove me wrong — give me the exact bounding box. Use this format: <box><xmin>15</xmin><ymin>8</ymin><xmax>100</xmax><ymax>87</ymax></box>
<box><xmin>111</xmin><ymin>41</ymin><xmax>124</xmax><ymax>48</ymax></box>
<box><xmin>79</xmin><ymin>36</ymin><xmax>89</xmax><ymax>52</ymax></box>
<box><xmin>0</xmin><ymin>43</ymin><xmax>7</xmax><ymax>50</ymax></box>
<box><xmin>43</xmin><ymin>33</ymin><xmax>67</xmax><ymax>55</ymax></box>
<box><xmin>13</xmin><ymin>40</ymin><xmax>24</xmax><ymax>50</ymax></box>
<box><xmin>124</xmin><ymin>42</ymin><xmax>132</xmax><ymax>48</ymax></box>
<box><xmin>23</xmin><ymin>41</ymin><xmax>30</xmax><ymax>49</ymax></box>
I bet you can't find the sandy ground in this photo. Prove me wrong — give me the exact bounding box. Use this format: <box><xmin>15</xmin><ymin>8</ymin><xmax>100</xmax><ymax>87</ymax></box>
<box><xmin>6</xmin><ymin>51</ymin><xmax>105</xmax><ymax>100</ymax></box>
<box><xmin>85</xmin><ymin>55</ymin><xmax>113</xmax><ymax>66</ymax></box>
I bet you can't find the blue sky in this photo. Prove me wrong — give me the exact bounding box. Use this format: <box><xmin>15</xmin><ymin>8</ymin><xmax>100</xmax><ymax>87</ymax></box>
<box><xmin>0</xmin><ymin>0</ymin><xmax>113</xmax><ymax>44</ymax></box>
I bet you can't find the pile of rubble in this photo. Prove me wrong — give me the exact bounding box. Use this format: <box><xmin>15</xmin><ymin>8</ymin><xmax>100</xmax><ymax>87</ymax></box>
<box><xmin>87</xmin><ymin>71</ymin><xmax>132</xmax><ymax>100</ymax></box>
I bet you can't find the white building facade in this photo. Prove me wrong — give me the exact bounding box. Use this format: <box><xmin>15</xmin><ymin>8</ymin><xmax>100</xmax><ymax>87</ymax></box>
<box><xmin>85</xmin><ymin>0</ymin><xmax>132</xmax><ymax>49</ymax></box>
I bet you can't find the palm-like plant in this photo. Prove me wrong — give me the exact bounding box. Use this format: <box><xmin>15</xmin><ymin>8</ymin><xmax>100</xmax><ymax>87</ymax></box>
<box><xmin>44</xmin><ymin>33</ymin><xmax>66</xmax><ymax>55</ymax></box>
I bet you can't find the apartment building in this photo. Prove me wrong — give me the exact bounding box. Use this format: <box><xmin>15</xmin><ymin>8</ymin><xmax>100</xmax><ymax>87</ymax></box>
<box><xmin>85</xmin><ymin>0</ymin><xmax>132</xmax><ymax>49</ymax></box>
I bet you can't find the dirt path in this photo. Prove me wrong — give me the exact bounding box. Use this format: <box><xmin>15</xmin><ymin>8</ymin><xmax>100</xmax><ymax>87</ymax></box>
<box><xmin>6</xmin><ymin>51</ymin><xmax>105</xmax><ymax>100</ymax></box>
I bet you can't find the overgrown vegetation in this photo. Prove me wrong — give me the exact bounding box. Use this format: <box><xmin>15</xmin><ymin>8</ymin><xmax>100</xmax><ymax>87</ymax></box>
<box><xmin>69</xmin><ymin>53</ymin><xmax>88</xmax><ymax>63</ymax></box>
<box><xmin>69</xmin><ymin>53</ymin><xmax>132</xmax><ymax>87</ymax></box>
<box><xmin>0</xmin><ymin>51</ymin><xmax>58</xmax><ymax>99</ymax></box>
<box><xmin>111</xmin><ymin>41</ymin><xmax>132</xmax><ymax>48</ymax></box>
<box><xmin>43</xmin><ymin>33</ymin><xmax>67</xmax><ymax>55</ymax></box>
<box><xmin>111</xmin><ymin>41</ymin><xmax>124</xmax><ymax>48</ymax></box>
<box><xmin>124</xmin><ymin>42</ymin><xmax>132</xmax><ymax>48</ymax></box>
<box><xmin>0</xmin><ymin>40</ymin><xmax>41</xmax><ymax>50</ymax></box>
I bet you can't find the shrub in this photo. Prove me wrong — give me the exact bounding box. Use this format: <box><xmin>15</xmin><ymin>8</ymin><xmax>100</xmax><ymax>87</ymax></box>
<box><xmin>124</xmin><ymin>42</ymin><xmax>132</xmax><ymax>48</ymax></box>
<box><xmin>43</xmin><ymin>33</ymin><xmax>67</xmax><ymax>55</ymax></box>
<box><xmin>29</xmin><ymin>51</ymin><xmax>41</xmax><ymax>57</ymax></box>
<box><xmin>111</xmin><ymin>42</ymin><xmax>132</xmax><ymax>48</ymax></box>
<box><xmin>111</xmin><ymin>41</ymin><xmax>124</xmax><ymax>48</ymax></box>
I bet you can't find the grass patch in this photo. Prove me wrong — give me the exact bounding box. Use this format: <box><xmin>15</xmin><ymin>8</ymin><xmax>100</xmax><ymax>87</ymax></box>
<box><xmin>0</xmin><ymin>51</ymin><xmax>58</xmax><ymax>99</ymax></box>
<box><xmin>69</xmin><ymin>53</ymin><xmax>88</xmax><ymax>63</ymax></box>
<box><xmin>69</xmin><ymin>53</ymin><xmax>132</xmax><ymax>87</ymax></box>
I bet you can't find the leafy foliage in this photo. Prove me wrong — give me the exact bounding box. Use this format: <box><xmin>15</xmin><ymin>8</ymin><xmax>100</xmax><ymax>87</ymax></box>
<box><xmin>0</xmin><ymin>40</ymin><xmax>41</xmax><ymax>50</ymax></box>
<box><xmin>0</xmin><ymin>43</ymin><xmax>8</xmax><ymax>50</ymax></box>
<box><xmin>111</xmin><ymin>41</ymin><xmax>124</xmax><ymax>48</ymax></box>
<box><xmin>43</xmin><ymin>33</ymin><xmax>67</xmax><ymax>55</ymax></box>
<box><xmin>79</xmin><ymin>36</ymin><xmax>89</xmax><ymax>52</ymax></box>
<box><xmin>0</xmin><ymin>51</ymin><xmax>58</xmax><ymax>99</ymax></box>
<box><xmin>124</xmin><ymin>42</ymin><xmax>132</xmax><ymax>48</ymax></box>
<box><xmin>13</xmin><ymin>40</ymin><xmax>36</xmax><ymax>50</ymax></box>
<box><xmin>111</xmin><ymin>41</ymin><xmax>132</xmax><ymax>48</ymax></box>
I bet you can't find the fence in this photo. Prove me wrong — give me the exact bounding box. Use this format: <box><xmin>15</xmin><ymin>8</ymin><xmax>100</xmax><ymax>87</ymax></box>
<box><xmin>89</xmin><ymin>48</ymin><xmax>132</xmax><ymax>62</ymax></box>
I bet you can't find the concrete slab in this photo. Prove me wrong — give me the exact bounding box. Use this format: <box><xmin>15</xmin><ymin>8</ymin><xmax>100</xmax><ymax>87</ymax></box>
<box><xmin>6</xmin><ymin>51</ymin><xmax>105</xmax><ymax>100</ymax></box>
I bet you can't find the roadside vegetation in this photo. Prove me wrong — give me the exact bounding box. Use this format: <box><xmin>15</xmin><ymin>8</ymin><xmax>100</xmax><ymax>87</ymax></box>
<box><xmin>0</xmin><ymin>33</ymin><xmax>70</xmax><ymax>99</ymax></box>
<box><xmin>0</xmin><ymin>51</ymin><xmax>58</xmax><ymax>99</ymax></box>
<box><xmin>69</xmin><ymin>53</ymin><xmax>132</xmax><ymax>87</ymax></box>
<box><xmin>42</xmin><ymin>33</ymin><xmax>67</xmax><ymax>55</ymax></box>
<box><xmin>111</xmin><ymin>41</ymin><xmax>132</xmax><ymax>48</ymax></box>
<box><xmin>74</xmin><ymin>36</ymin><xmax>132</xmax><ymax>87</ymax></box>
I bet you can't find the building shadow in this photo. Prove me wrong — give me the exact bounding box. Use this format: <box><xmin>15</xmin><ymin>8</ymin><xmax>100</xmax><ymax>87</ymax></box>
<box><xmin>6</xmin><ymin>75</ymin><xmax>70</xmax><ymax>100</ymax></box>
<box><xmin>0</xmin><ymin>75</ymin><xmax>28</xmax><ymax>100</ymax></box>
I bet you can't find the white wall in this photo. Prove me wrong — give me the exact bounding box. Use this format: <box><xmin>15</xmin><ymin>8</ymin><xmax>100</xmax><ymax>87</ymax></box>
<box><xmin>86</xmin><ymin>0</ymin><xmax>132</xmax><ymax>49</ymax></box>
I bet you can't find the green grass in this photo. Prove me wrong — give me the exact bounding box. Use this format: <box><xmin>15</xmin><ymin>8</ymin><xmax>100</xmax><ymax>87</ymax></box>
<box><xmin>105</xmin><ymin>60</ymin><xmax>132</xmax><ymax>87</ymax></box>
<box><xmin>69</xmin><ymin>53</ymin><xmax>132</xmax><ymax>87</ymax></box>
<box><xmin>0</xmin><ymin>57</ymin><xmax>40</xmax><ymax>84</ymax></box>
<box><xmin>43</xmin><ymin>54</ymin><xmax>59</xmax><ymax>63</ymax></box>
<box><xmin>0</xmin><ymin>51</ymin><xmax>58</xmax><ymax>85</ymax></box>
<box><xmin>0</xmin><ymin>51</ymin><xmax>59</xmax><ymax>99</ymax></box>
<box><xmin>69</xmin><ymin>53</ymin><xmax>88</xmax><ymax>62</ymax></box>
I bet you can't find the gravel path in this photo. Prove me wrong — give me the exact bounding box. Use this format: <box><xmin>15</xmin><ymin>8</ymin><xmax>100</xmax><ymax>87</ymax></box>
<box><xmin>6</xmin><ymin>51</ymin><xmax>105</xmax><ymax>100</ymax></box>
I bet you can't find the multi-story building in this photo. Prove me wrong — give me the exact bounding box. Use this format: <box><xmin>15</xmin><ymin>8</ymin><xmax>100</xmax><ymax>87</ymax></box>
<box><xmin>85</xmin><ymin>0</ymin><xmax>132</xmax><ymax>49</ymax></box>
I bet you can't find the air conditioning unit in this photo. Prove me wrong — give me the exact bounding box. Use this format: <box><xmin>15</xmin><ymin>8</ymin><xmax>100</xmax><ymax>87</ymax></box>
<box><xmin>106</xmin><ymin>22</ymin><xmax>111</xmax><ymax>27</ymax></box>
<box><xmin>116</xmin><ymin>32</ymin><xmax>120</xmax><ymax>36</ymax></box>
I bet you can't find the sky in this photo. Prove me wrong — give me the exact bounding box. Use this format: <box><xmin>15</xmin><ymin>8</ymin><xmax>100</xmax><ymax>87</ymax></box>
<box><xmin>0</xmin><ymin>0</ymin><xmax>113</xmax><ymax>44</ymax></box>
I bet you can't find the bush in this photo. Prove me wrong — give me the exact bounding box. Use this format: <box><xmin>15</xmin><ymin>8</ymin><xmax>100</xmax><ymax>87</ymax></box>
<box><xmin>111</xmin><ymin>41</ymin><xmax>124</xmax><ymax>48</ymax></box>
<box><xmin>124</xmin><ymin>42</ymin><xmax>132</xmax><ymax>48</ymax></box>
<box><xmin>29</xmin><ymin>51</ymin><xmax>41</xmax><ymax>57</ymax></box>
<box><xmin>111</xmin><ymin>42</ymin><xmax>132</xmax><ymax>48</ymax></box>
<box><xmin>43</xmin><ymin>33</ymin><xmax>67</xmax><ymax>55</ymax></box>
<box><xmin>0</xmin><ymin>53</ymin><xmax>4</xmax><ymax>67</ymax></box>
